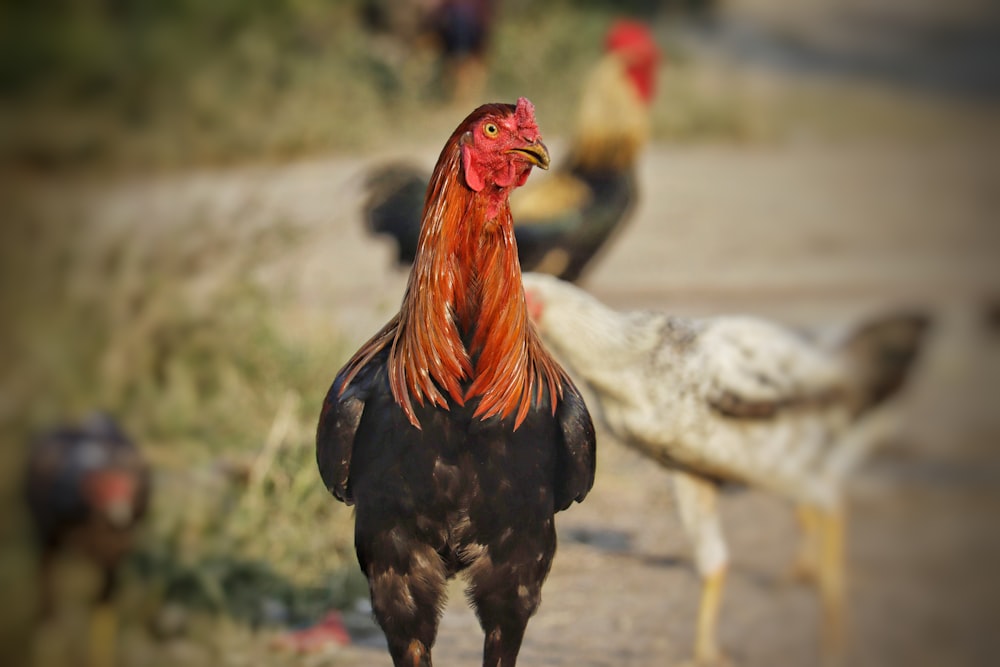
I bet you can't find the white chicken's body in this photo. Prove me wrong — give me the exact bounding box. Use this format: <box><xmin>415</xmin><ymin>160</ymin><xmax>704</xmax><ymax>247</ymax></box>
<box><xmin>526</xmin><ymin>274</ymin><xmax>901</xmax><ymax>498</ymax></box>
<box><xmin>575</xmin><ymin>309</ymin><xmax>872</xmax><ymax>503</ymax></box>
<box><xmin>522</xmin><ymin>272</ymin><xmax>928</xmax><ymax>664</ymax></box>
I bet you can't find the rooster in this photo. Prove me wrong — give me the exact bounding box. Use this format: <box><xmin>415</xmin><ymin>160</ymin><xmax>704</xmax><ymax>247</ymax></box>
<box><xmin>24</xmin><ymin>412</ymin><xmax>151</xmax><ymax>667</ymax></box>
<box><xmin>362</xmin><ymin>0</ymin><xmax>495</xmax><ymax>104</ymax></box>
<box><xmin>521</xmin><ymin>272</ymin><xmax>929</xmax><ymax>665</ymax></box>
<box><xmin>317</xmin><ymin>99</ymin><xmax>596</xmax><ymax>667</ymax></box>
<box><xmin>428</xmin><ymin>0</ymin><xmax>496</xmax><ymax>104</ymax></box>
<box><xmin>363</xmin><ymin>19</ymin><xmax>660</xmax><ymax>282</ymax></box>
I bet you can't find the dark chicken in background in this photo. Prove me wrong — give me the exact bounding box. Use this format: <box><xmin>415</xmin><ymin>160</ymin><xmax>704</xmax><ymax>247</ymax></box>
<box><xmin>317</xmin><ymin>98</ymin><xmax>596</xmax><ymax>667</ymax></box>
<box><xmin>24</xmin><ymin>412</ymin><xmax>151</xmax><ymax>667</ymax></box>
<box><xmin>363</xmin><ymin>19</ymin><xmax>661</xmax><ymax>282</ymax></box>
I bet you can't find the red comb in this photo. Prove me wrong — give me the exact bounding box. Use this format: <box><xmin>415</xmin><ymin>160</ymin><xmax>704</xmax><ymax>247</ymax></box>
<box><xmin>605</xmin><ymin>20</ymin><xmax>660</xmax><ymax>103</ymax></box>
<box><xmin>605</xmin><ymin>19</ymin><xmax>659</xmax><ymax>60</ymax></box>
<box><xmin>515</xmin><ymin>97</ymin><xmax>541</xmax><ymax>141</ymax></box>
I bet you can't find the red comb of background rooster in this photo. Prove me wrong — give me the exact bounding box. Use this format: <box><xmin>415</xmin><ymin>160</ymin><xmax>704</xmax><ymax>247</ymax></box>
<box><xmin>606</xmin><ymin>19</ymin><xmax>659</xmax><ymax>56</ymax></box>
<box><xmin>605</xmin><ymin>19</ymin><xmax>660</xmax><ymax>103</ymax></box>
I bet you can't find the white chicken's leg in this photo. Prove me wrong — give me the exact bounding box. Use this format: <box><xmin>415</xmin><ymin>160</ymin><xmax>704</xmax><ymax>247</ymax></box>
<box><xmin>695</xmin><ymin>566</ymin><xmax>728</xmax><ymax>665</ymax></box>
<box><xmin>818</xmin><ymin>505</ymin><xmax>847</xmax><ymax>657</ymax></box>
<box><xmin>673</xmin><ymin>471</ymin><xmax>729</xmax><ymax>665</ymax></box>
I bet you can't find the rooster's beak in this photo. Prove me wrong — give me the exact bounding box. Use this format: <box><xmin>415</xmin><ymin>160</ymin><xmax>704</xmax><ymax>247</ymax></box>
<box><xmin>508</xmin><ymin>141</ymin><xmax>550</xmax><ymax>170</ymax></box>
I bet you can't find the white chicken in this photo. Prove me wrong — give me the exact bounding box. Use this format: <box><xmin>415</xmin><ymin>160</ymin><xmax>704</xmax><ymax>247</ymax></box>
<box><xmin>522</xmin><ymin>272</ymin><xmax>929</xmax><ymax>665</ymax></box>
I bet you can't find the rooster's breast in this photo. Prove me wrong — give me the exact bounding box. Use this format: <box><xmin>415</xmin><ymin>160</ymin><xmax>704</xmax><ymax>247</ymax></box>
<box><xmin>349</xmin><ymin>385</ymin><xmax>563</xmax><ymax>570</ymax></box>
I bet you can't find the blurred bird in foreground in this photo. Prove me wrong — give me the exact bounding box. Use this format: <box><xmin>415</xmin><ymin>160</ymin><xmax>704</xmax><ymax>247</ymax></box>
<box><xmin>24</xmin><ymin>412</ymin><xmax>151</xmax><ymax>667</ymax></box>
<box><xmin>317</xmin><ymin>99</ymin><xmax>595</xmax><ymax>666</ymax></box>
<box><xmin>363</xmin><ymin>19</ymin><xmax>661</xmax><ymax>282</ymax></box>
<box><xmin>522</xmin><ymin>273</ymin><xmax>929</xmax><ymax>665</ymax></box>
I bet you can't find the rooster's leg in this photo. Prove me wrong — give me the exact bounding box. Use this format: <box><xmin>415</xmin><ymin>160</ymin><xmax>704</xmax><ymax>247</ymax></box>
<box><xmin>449</xmin><ymin>56</ymin><xmax>487</xmax><ymax>106</ymax></box>
<box><xmin>468</xmin><ymin>525</ymin><xmax>554</xmax><ymax>667</ymax></box>
<box><xmin>29</xmin><ymin>549</ymin><xmax>57</xmax><ymax>667</ymax></box>
<box><xmin>470</xmin><ymin>565</ymin><xmax>545</xmax><ymax>667</ymax></box>
<box><xmin>36</xmin><ymin>549</ymin><xmax>56</xmax><ymax>622</ymax></box>
<box><xmin>88</xmin><ymin>602</ymin><xmax>117</xmax><ymax>667</ymax></box>
<box><xmin>365</xmin><ymin>539</ymin><xmax>446</xmax><ymax>667</ymax></box>
<box><xmin>818</xmin><ymin>505</ymin><xmax>847</xmax><ymax>657</ymax></box>
<box><xmin>672</xmin><ymin>471</ymin><xmax>730</xmax><ymax>665</ymax></box>
<box><xmin>479</xmin><ymin>615</ymin><xmax>529</xmax><ymax>667</ymax></box>
<box><xmin>88</xmin><ymin>566</ymin><xmax>118</xmax><ymax>667</ymax></box>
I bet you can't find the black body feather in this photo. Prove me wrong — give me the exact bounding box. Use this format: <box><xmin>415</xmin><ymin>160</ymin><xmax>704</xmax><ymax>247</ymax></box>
<box><xmin>317</xmin><ymin>347</ymin><xmax>595</xmax><ymax>665</ymax></box>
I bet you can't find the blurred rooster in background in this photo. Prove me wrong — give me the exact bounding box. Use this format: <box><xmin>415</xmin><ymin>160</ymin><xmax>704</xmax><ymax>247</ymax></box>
<box><xmin>522</xmin><ymin>273</ymin><xmax>929</xmax><ymax>665</ymax></box>
<box><xmin>428</xmin><ymin>0</ymin><xmax>496</xmax><ymax>103</ymax></box>
<box><xmin>363</xmin><ymin>19</ymin><xmax>661</xmax><ymax>282</ymax></box>
<box><xmin>317</xmin><ymin>99</ymin><xmax>595</xmax><ymax>666</ymax></box>
<box><xmin>25</xmin><ymin>412</ymin><xmax>151</xmax><ymax>667</ymax></box>
<box><xmin>362</xmin><ymin>0</ymin><xmax>496</xmax><ymax>104</ymax></box>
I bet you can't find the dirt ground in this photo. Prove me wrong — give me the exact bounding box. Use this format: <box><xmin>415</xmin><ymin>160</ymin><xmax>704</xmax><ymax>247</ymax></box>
<box><xmin>43</xmin><ymin>129</ymin><xmax>996</xmax><ymax>667</ymax></box>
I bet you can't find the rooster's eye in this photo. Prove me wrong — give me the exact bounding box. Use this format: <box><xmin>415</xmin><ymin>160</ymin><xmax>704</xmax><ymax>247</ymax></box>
<box><xmin>483</xmin><ymin>123</ymin><xmax>499</xmax><ymax>138</ymax></box>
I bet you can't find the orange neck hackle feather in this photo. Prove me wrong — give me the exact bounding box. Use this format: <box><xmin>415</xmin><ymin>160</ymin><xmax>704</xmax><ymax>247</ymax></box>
<box><xmin>340</xmin><ymin>103</ymin><xmax>567</xmax><ymax>430</ymax></box>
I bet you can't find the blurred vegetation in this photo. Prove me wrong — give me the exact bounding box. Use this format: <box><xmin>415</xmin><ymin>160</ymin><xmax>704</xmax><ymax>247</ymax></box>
<box><xmin>0</xmin><ymin>190</ymin><xmax>364</xmax><ymax>661</ymax></box>
<box><xmin>0</xmin><ymin>0</ymin><xmax>757</xmax><ymax>175</ymax></box>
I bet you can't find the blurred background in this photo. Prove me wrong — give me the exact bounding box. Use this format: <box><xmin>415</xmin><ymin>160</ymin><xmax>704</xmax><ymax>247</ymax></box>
<box><xmin>1</xmin><ymin>0</ymin><xmax>998</xmax><ymax>666</ymax></box>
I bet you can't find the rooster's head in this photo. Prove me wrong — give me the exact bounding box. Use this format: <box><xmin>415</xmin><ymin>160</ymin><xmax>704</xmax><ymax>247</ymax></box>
<box><xmin>457</xmin><ymin>97</ymin><xmax>550</xmax><ymax>195</ymax></box>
